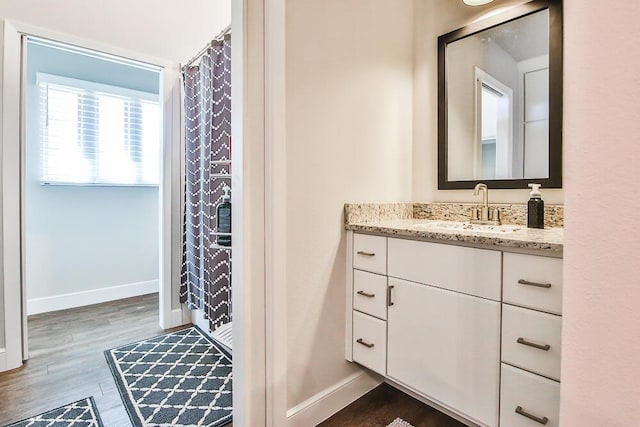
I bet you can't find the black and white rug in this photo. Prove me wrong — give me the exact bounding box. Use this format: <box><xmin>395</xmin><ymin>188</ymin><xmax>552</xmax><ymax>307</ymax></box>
<box><xmin>104</xmin><ymin>327</ymin><xmax>232</xmax><ymax>427</ymax></box>
<box><xmin>387</xmin><ymin>418</ymin><xmax>414</xmax><ymax>427</ymax></box>
<box><xmin>5</xmin><ymin>397</ymin><xmax>104</xmax><ymax>427</ymax></box>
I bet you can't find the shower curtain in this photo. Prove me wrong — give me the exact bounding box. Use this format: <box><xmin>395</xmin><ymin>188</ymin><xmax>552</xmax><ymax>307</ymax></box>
<box><xmin>180</xmin><ymin>35</ymin><xmax>232</xmax><ymax>332</ymax></box>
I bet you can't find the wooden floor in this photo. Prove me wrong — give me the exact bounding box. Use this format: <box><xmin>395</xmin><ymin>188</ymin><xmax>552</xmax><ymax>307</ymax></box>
<box><xmin>318</xmin><ymin>383</ymin><xmax>467</xmax><ymax>427</ymax></box>
<box><xmin>0</xmin><ymin>293</ymin><xmax>187</xmax><ymax>426</ymax></box>
<box><xmin>0</xmin><ymin>296</ymin><xmax>461</xmax><ymax>427</ymax></box>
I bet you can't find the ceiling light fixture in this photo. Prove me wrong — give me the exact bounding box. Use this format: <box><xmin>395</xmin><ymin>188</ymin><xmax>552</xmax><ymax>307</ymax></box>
<box><xmin>463</xmin><ymin>0</ymin><xmax>495</xmax><ymax>6</ymax></box>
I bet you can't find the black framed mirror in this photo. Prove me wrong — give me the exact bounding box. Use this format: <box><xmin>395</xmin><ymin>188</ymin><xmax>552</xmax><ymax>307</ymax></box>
<box><xmin>438</xmin><ymin>0</ymin><xmax>562</xmax><ymax>189</ymax></box>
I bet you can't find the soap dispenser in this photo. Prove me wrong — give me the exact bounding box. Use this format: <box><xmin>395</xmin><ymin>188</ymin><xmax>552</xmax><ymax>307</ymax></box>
<box><xmin>527</xmin><ymin>183</ymin><xmax>544</xmax><ymax>229</ymax></box>
<box><xmin>216</xmin><ymin>185</ymin><xmax>232</xmax><ymax>246</ymax></box>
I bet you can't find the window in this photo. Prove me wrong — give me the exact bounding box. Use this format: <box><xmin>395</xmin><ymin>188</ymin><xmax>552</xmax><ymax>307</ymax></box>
<box><xmin>38</xmin><ymin>73</ymin><xmax>160</xmax><ymax>186</ymax></box>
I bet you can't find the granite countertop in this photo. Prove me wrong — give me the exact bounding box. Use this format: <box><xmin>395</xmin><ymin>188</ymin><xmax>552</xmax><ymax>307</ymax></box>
<box><xmin>344</xmin><ymin>203</ymin><xmax>564</xmax><ymax>254</ymax></box>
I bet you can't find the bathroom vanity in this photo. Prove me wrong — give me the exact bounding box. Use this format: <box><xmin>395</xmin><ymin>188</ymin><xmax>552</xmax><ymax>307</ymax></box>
<box><xmin>344</xmin><ymin>1</ymin><xmax>565</xmax><ymax>424</ymax></box>
<box><xmin>344</xmin><ymin>203</ymin><xmax>563</xmax><ymax>427</ymax></box>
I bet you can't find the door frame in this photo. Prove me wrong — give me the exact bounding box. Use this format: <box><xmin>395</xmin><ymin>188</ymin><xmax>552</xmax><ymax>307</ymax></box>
<box><xmin>2</xmin><ymin>0</ymin><xmax>289</xmax><ymax>423</ymax></box>
<box><xmin>474</xmin><ymin>66</ymin><xmax>514</xmax><ymax>180</ymax></box>
<box><xmin>0</xmin><ymin>19</ymin><xmax>185</xmax><ymax>371</ymax></box>
<box><xmin>231</xmin><ymin>0</ymin><xmax>288</xmax><ymax>425</ymax></box>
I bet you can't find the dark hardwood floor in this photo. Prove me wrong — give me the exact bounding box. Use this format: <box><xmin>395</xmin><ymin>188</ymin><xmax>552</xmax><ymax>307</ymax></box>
<box><xmin>318</xmin><ymin>383</ymin><xmax>466</xmax><ymax>427</ymax></box>
<box><xmin>0</xmin><ymin>293</ymin><xmax>187</xmax><ymax>426</ymax></box>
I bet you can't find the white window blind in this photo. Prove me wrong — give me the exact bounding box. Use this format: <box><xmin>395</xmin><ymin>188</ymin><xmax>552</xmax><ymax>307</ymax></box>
<box><xmin>38</xmin><ymin>73</ymin><xmax>161</xmax><ymax>186</ymax></box>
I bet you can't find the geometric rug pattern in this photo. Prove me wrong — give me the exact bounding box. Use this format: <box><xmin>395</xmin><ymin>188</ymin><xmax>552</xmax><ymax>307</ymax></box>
<box><xmin>387</xmin><ymin>418</ymin><xmax>415</xmax><ymax>427</ymax></box>
<box><xmin>4</xmin><ymin>397</ymin><xmax>104</xmax><ymax>427</ymax></box>
<box><xmin>104</xmin><ymin>327</ymin><xmax>232</xmax><ymax>427</ymax></box>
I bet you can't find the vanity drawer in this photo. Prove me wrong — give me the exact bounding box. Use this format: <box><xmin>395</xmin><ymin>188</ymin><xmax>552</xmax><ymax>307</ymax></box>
<box><xmin>352</xmin><ymin>310</ymin><xmax>387</xmax><ymax>375</ymax></box>
<box><xmin>500</xmin><ymin>364</ymin><xmax>560</xmax><ymax>427</ymax></box>
<box><xmin>353</xmin><ymin>270</ymin><xmax>388</xmax><ymax>320</ymax></box>
<box><xmin>502</xmin><ymin>304</ymin><xmax>562</xmax><ymax>381</ymax></box>
<box><xmin>503</xmin><ymin>253</ymin><xmax>563</xmax><ymax>314</ymax></box>
<box><xmin>353</xmin><ymin>234</ymin><xmax>387</xmax><ymax>275</ymax></box>
<box><xmin>388</xmin><ymin>238</ymin><xmax>501</xmax><ymax>300</ymax></box>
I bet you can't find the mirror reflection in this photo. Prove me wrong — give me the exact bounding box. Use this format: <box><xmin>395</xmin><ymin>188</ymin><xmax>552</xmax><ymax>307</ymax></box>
<box><xmin>447</xmin><ymin>9</ymin><xmax>549</xmax><ymax>181</ymax></box>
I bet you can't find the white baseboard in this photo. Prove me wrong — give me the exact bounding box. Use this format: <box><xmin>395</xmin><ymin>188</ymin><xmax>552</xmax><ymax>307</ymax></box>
<box><xmin>286</xmin><ymin>370</ymin><xmax>382</xmax><ymax>427</ymax></box>
<box><xmin>174</xmin><ymin>308</ymin><xmax>188</xmax><ymax>327</ymax></box>
<box><xmin>27</xmin><ymin>280</ymin><xmax>159</xmax><ymax>315</ymax></box>
<box><xmin>0</xmin><ymin>349</ymin><xmax>6</xmax><ymax>372</ymax></box>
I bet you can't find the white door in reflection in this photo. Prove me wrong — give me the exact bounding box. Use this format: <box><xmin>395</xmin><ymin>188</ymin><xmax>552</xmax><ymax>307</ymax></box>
<box><xmin>475</xmin><ymin>68</ymin><xmax>513</xmax><ymax>180</ymax></box>
<box><xmin>523</xmin><ymin>67</ymin><xmax>550</xmax><ymax>179</ymax></box>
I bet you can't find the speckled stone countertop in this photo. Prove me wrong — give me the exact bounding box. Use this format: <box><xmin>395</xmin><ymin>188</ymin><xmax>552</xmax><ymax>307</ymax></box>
<box><xmin>345</xmin><ymin>203</ymin><xmax>564</xmax><ymax>254</ymax></box>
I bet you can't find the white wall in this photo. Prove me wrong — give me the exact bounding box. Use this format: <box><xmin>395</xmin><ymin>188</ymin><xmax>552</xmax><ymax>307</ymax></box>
<box><xmin>286</xmin><ymin>0</ymin><xmax>414</xmax><ymax>409</ymax></box>
<box><xmin>413</xmin><ymin>0</ymin><xmax>564</xmax><ymax>204</ymax></box>
<box><xmin>561</xmin><ymin>1</ymin><xmax>640</xmax><ymax>425</ymax></box>
<box><xmin>24</xmin><ymin>43</ymin><xmax>160</xmax><ymax>310</ymax></box>
<box><xmin>0</xmin><ymin>1</ymin><xmax>231</xmax><ymax>65</ymax></box>
<box><xmin>0</xmin><ymin>0</ymin><xmax>230</xmax><ymax>347</ymax></box>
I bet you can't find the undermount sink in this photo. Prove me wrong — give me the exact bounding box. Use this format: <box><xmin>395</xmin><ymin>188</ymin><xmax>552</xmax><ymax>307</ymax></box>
<box><xmin>414</xmin><ymin>221</ymin><xmax>522</xmax><ymax>234</ymax></box>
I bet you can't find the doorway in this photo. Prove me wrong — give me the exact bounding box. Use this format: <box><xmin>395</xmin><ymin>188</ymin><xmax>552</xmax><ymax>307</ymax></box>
<box><xmin>475</xmin><ymin>67</ymin><xmax>514</xmax><ymax>180</ymax></box>
<box><xmin>0</xmin><ymin>32</ymin><xmax>185</xmax><ymax>425</ymax></box>
<box><xmin>0</xmin><ymin>21</ymin><xmax>185</xmax><ymax>373</ymax></box>
<box><xmin>22</xmin><ymin>38</ymin><xmax>163</xmax><ymax>329</ymax></box>
<box><xmin>1</xmin><ymin>1</ymin><xmax>284</xmax><ymax>422</ymax></box>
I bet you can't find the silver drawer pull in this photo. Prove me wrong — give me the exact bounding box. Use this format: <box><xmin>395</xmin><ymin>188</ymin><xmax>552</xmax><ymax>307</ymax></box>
<box><xmin>518</xmin><ymin>279</ymin><xmax>552</xmax><ymax>289</ymax></box>
<box><xmin>515</xmin><ymin>406</ymin><xmax>549</xmax><ymax>425</ymax></box>
<box><xmin>356</xmin><ymin>338</ymin><xmax>374</xmax><ymax>348</ymax></box>
<box><xmin>356</xmin><ymin>290</ymin><xmax>375</xmax><ymax>298</ymax></box>
<box><xmin>356</xmin><ymin>251</ymin><xmax>375</xmax><ymax>257</ymax></box>
<box><xmin>517</xmin><ymin>337</ymin><xmax>551</xmax><ymax>351</ymax></box>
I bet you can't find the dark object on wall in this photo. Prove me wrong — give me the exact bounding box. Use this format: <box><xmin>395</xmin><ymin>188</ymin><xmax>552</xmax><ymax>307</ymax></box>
<box><xmin>437</xmin><ymin>0</ymin><xmax>563</xmax><ymax>190</ymax></box>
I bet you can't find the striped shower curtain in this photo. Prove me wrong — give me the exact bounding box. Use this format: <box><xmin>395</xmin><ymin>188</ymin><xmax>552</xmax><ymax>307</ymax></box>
<box><xmin>179</xmin><ymin>35</ymin><xmax>232</xmax><ymax>332</ymax></box>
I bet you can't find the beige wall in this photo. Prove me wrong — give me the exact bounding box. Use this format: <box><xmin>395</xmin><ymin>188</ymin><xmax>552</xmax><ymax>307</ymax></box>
<box><xmin>561</xmin><ymin>1</ymin><xmax>640</xmax><ymax>425</ymax></box>
<box><xmin>286</xmin><ymin>0</ymin><xmax>414</xmax><ymax>408</ymax></box>
<box><xmin>412</xmin><ymin>0</ymin><xmax>564</xmax><ymax>204</ymax></box>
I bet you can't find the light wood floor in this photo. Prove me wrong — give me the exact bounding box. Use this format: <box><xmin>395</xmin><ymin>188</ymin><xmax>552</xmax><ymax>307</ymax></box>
<box><xmin>0</xmin><ymin>293</ymin><xmax>186</xmax><ymax>426</ymax></box>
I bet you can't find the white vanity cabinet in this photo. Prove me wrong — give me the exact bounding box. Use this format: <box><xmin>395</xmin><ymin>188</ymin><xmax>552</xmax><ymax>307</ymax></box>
<box><xmin>387</xmin><ymin>278</ymin><xmax>501</xmax><ymax>427</ymax></box>
<box><xmin>348</xmin><ymin>233</ymin><xmax>389</xmax><ymax>376</ymax></box>
<box><xmin>500</xmin><ymin>253</ymin><xmax>563</xmax><ymax>427</ymax></box>
<box><xmin>346</xmin><ymin>231</ymin><xmax>563</xmax><ymax>427</ymax></box>
<box><xmin>387</xmin><ymin>238</ymin><xmax>502</xmax><ymax>426</ymax></box>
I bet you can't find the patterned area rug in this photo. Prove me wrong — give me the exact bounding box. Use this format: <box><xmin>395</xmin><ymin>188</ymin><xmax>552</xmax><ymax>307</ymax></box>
<box><xmin>387</xmin><ymin>418</ymin><xmax>415</xmax><ymax>427</ymax></box>
<box><xmin>5</xmin><ymin>397</ymin><xmax>103</xmax><ymax>427</ymax></box>
<box><xmin>105</xmin><ymin>327</ymin><xmax>232</xmax><ymax>427</ymax></box>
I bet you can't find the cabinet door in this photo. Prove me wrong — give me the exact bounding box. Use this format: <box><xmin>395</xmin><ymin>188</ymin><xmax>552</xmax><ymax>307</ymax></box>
<box><xmin>387</xmin><ymin>278</ymin><xmax>501</xmax><ymax>427</ymax></box>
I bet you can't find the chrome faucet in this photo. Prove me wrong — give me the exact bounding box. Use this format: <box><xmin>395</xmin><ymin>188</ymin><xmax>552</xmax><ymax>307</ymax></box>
<box><xmin>474</xmin><ymin>183</ymin><xmax>489</xmax><ymax>221</ymax></box>
<box><xmin>471</xmin><ymin>183</ymin><xmax>501</xmax><ymax>225</ymax></box>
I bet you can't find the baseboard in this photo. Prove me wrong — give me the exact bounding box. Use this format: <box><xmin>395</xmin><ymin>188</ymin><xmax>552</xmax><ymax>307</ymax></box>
<box><xmin>286</xmin><ymin>369</ymin><xmax>382</xmax><ymax>427</ymax></box>
<box><xmin>175</xmin><ymin>308</ymin><xmax>189</xmax><ymax>326</ymax></box>
<box><xmin>0</xmin><ymin>349</ymin><xmax>6</xmax><ymax>372</ymax></box>
<box><xmin>27</xmin><ymin>280</ymin><xmax>159</xmax><ymax>315</ymax></box>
